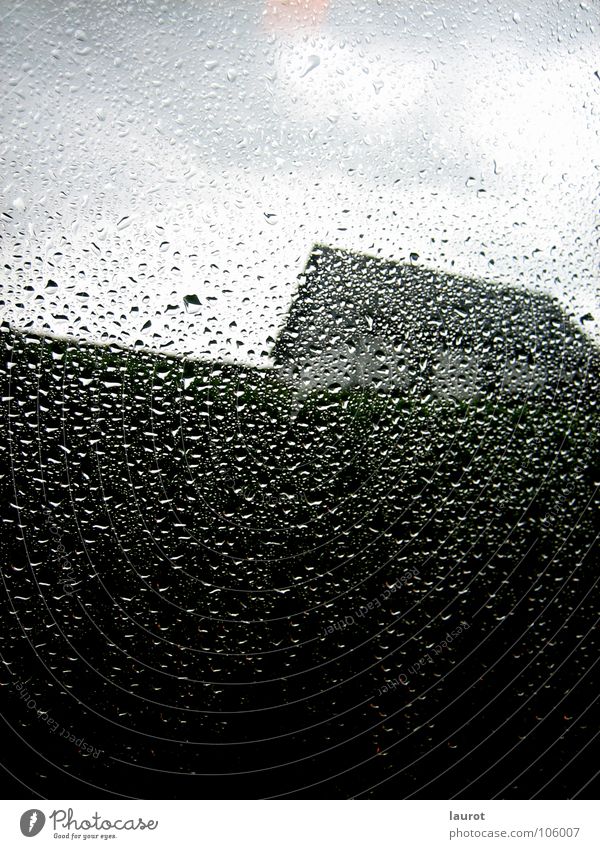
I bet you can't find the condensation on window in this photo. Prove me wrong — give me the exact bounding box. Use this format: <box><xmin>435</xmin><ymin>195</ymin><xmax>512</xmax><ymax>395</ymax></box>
<box><xmin>0</xmin><ymin>0</ymin><xmax>598</xmax><ymax>800</ymax></box>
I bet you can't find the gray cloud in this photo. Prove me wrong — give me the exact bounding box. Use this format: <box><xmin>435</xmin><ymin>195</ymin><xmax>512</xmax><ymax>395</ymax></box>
<box><xmin>1</xmin><ymin>0</ymin><xmax>598</xmax><ymax>362</ymax></box>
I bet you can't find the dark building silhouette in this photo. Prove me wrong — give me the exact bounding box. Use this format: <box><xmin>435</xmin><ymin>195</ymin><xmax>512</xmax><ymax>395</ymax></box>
<box><xmin>273</xmin><ymin>244</ymin><xmax>595</xmax><ymax>400</ymax></box>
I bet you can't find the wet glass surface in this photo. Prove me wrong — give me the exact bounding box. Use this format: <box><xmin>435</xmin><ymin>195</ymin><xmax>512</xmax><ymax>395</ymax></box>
<box><xmin>0</xmin><ymin>0</ymin><xmax>598</xmax><ymax>799</ymax></box>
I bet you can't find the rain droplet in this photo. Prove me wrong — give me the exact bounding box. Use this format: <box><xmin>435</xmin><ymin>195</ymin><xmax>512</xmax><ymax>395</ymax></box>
<box><xmin>300</xmin><ymin>55</ymin><xmax>320</xmax><ymax>78</ymax></box>
<box><xmin>183</xmin><ymin>294</ymin><xmax>202</xmax><ymax>314</ymax></box>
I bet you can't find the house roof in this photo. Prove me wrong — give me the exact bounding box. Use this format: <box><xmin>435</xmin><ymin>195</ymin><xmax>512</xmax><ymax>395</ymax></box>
<box><xmin>273</xmin><ymin>244</ymin><xmax>598</xmax><ymax>398</ymax></box>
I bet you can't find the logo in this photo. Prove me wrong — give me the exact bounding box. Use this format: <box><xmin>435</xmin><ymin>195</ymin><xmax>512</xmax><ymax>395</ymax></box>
<box><xmin>20</xmin><ymin>810</ymin><xmax>46</xmax><ymax>837</ymax></box>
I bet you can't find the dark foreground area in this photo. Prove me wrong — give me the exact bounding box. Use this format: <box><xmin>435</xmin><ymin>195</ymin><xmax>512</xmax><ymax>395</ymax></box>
<box><xmin>0</xmin><ymin>314</ymin><xmax>598</xmax><ymax>799</ymax></box>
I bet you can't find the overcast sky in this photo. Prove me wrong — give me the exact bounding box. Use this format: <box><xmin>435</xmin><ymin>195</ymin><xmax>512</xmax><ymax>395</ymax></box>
<box><xmin>1</xmin><ymin>0</ymin><xmax>598</xmax><ymax>364</ymax></box>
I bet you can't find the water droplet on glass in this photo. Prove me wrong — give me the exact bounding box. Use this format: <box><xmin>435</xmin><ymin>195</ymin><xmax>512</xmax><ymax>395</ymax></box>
<box><xmin>300</xmin><ymin>55</ymin><xmax>320</xmax><ymax>77</ymax></box>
